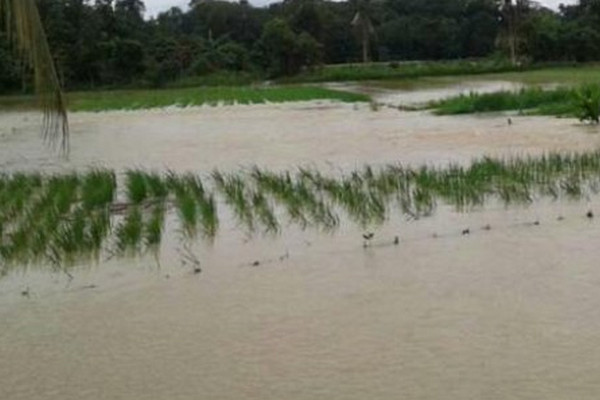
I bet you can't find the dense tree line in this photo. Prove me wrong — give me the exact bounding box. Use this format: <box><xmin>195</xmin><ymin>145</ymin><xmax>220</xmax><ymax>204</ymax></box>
<box><xmin>1</xmin><ymin>0</ymin><xmax>600</xmax><ymax>93</ymax></box>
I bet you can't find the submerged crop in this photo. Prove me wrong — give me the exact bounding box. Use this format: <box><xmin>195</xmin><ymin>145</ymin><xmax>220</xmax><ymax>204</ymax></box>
<box><xmin>2</xmin><ymin>152</ymin><xmax>600</xmax><ymax>271</ymax></box>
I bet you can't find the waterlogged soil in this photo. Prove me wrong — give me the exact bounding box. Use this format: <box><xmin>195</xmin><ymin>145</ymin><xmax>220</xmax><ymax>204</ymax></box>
<box><xmin>2</xmin><ymin>96</ymin><xmax>600</xmax><ymax>399</ymax></box>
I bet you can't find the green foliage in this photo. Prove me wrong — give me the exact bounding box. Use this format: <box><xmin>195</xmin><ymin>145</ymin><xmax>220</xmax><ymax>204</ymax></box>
<box><xmin>4</xmin><ymin>0</ymin><xmax>600</xmax><ymax>94</ymax></box>
<box><xmin>125</xmin><ymin>170</ymin><xmax>148</xmax><ymax>204</ymax></box>
<box><xmin>257</xmin><ymin>18</ymin><xmax>323</xmax><ymax>77</ymax></box>
<box><xmin>284</xmin><ymin>59</ymin><xmax>520</xmax><ymax>84</ymax></box>
<box><xmin>64</xmin><ymin>85</ymin><xmax>369</xmax><ymax>112</ymax></box>
<box><xmin>81</xmin><ymin>169</ymin><xmax>116</xmax><ymax>210</ymax></box>
<box><xmin>430</xmin><ymin>86</ymin><xmax>572</xmax><ymax>115</ymax></box>
<box><xmin>115</xmin><ymin>207</ymin><xmax>143</xmax><ymax>254</ymax></box>
<box><xmin>575</xmin><ymin>84</ymin><xmax>600</xmax><ymax>124</ymax></box>
<box><xmin>429</xmin><ymin>83</ymin><xmax>600</xmax><ymax>119</ymax></box>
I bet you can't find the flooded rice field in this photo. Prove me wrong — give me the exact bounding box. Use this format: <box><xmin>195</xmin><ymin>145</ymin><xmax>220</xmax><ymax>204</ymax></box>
<box><xmin>0</xmin><ymin>100</ymin><xmax>598</xmax><ymax>172</ymax></box>
<box><xmin>2</xmin><ymin>82</ymin><xmax>600</xmax><ymax>399</ymax></box>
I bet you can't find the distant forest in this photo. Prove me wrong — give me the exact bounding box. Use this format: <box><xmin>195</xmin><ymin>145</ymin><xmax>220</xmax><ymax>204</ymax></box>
<box><xmin>1</xmin><ymin>0</ymin><xmax>600</xmax><ymax>92</ymax></box>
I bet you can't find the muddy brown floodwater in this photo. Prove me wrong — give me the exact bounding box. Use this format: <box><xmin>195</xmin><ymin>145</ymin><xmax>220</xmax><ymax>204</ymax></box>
<box><xmin>2</xmin><ymin>88</ymin><xmax>600</xmax><ymax>399</ymax></box>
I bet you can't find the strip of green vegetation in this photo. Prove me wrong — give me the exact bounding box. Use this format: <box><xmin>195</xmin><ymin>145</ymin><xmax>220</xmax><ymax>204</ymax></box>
<box><xmin>429</xmin><ymin>87</ymin><xmax>574</xmax><ymax>115</ymax></box>
<box><xmin>428</xmin><ymin>84</ymin><xmax>600</xmax><ymax>120</ymax></box>
<box><xmin>0</xmin><ymin>86</ymin><xmax>370</xmax><ymax>112</ymax></box>
<box><xmin>369</xmin><ymin>64</ymin><xmax>600</xmax><ymax>91</ymax></box>
<box><xmin>3</xmin><ymin>151</ymin><xmax>600</xmax><ymax>271</ymax></box>
<box><xmin>282</xmin><ymin>59</ymin><xmax>556</xmax><ymax>84</ymax></box>
<box><xmin>462</xmin><ymin>64</ymin><xmax>600</xmax><ymax>86</ymax></box>
<box><xmin>69</xmin><ymin>86</ymin><xmax>370</xmax><ymax>111</ymax></box>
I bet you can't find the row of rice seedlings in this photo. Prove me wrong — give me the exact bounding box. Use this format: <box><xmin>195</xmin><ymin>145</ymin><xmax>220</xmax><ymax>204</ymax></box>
<box><xmin>43</xmin><ymin>173</ymin><xmax>113</xmax><ymax>266</ymax></box>
<box><xmin>215</xmin><ymin>154</ymin><xmax>600</xmax><ymax>234</ymax></box>
<box><xmin>0</xmin><ymin>170</ymin><xmax>116</xmax><ymax>268</ymax></box>
<box><xmin>4</xmin><ymin>151</ymin><xmax>600</xmax><ymax>269</ymax></box>
<box><xmin>0</xmin><ymin>173</ymin><xmax>80</xmax><ymax>267</ymax></box>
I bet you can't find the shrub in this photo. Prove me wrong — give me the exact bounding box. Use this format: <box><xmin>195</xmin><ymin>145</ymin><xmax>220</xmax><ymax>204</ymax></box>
<box><xmin>575</xmin><ymin>84</ymin><xmax>600</xmax><ymax>124</ymax></box>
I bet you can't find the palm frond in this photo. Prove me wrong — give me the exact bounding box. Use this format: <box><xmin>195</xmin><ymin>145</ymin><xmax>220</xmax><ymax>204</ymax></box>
<box><xmin>1</xmin><ymin>0</ymin><xmax>69</xmax><ymax>152</ymax></box>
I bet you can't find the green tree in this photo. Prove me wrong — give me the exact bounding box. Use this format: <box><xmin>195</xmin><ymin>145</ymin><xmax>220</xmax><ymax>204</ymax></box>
<box><xmin>256</xmin><ymin>17</ymin><xmax>322</xmax><ymax>76</ymax></box>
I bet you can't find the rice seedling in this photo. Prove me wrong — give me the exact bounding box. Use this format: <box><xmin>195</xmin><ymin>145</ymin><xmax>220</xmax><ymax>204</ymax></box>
<box><xmin>50</xmin><ymin>207</ymin><xmax>89</xmax><ymax>264</ymax></box>
<box><xmin>145</xmin><ymin>172</ymin><xmax>169</xmax><ymax>200</ymax></box>
<box><xmin>87</xmin><ymin>209</ymin><xmax>111</xmax><ymax>259</ymax></box>
<box><xmin>212</xmin><ymin>170</ymin><xmax>254</xmax><ymax>232</ymax></box>
<box><xmin>198</xmin><ymin>193</ymin><xmax>219</xmax><ymax>239</ymax></box>
<box><xmin>47</xmin><ymin>174</ymin><xmax>80</xmax><ymax>214</ymax></box>
<box><xmin>115</xmin><ymin>207</ymin><xmax>143</xmax><ymax>254</ymax></box>
<box><xmin>251</xmin><ymin>191</ymin><xmax>279</xmax><ymax>234</ymax></box>
<box><xmin>81</xmin><ymin>169</ymin><xmax>116</xmax><ymax>210</ymax></box>
<box><xmin>251</xmin><ymin>168</ymin><xmax>307</xmax><ymax>227</ymax></box>
<box><xmin>125</xmin><ymin>170</ymin><xmax>148</xmax><ymax>204</ymax></box>
<box><xmin>144</xmin><ymin>204</ymin><xmax>166</xmax><ymax>250</ymax></box>
<box><xmin>175</xmin><ymin>189</ymin><xmax>198</xmax><ymax>238</ymax></box>
<box><xmin>252</xmin><ymin>167</ymin><xmax>338</xmax><ymax>231</ymax></box>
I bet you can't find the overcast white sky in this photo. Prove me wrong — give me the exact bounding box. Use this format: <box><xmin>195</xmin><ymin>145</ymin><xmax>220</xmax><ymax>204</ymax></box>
<box><xmin>142</xmin><ymin>0</ymin><xmax>578</xmax><ymax>18</ymax></box>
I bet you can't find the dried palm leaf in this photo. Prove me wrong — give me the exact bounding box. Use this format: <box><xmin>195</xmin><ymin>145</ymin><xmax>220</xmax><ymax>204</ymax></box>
<box><xmin>1</xmin><ymin>0</ymin><xmax>69</xmax><ymax>152</ymax></box>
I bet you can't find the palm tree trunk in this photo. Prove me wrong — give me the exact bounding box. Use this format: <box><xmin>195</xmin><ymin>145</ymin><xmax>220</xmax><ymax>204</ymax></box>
<box><xmin>362</xmin><ymin>30</ymin><xmax>369</xmax><ymax>63</ymax></box>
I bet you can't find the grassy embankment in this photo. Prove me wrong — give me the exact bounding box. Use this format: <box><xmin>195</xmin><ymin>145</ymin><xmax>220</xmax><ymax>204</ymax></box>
<box><xmin>429</xmin><ymin>86</ymin><xmax>577</xmax><ymax>116</ymax></box>
<box><xmin>421</xmin><ymin>65</ymin><xmax>600</xmax><ymax>117</ymax></box>
<box><xmin>369</xmin><ymin>64</ymin><xmax>600</xmax><ymax>90</ymax></box>
<box><xmin>2</xmin><ymin>151</ymin><xmax>600</xmax><ymax>270</ymax></box>
<box><xmin>0</xmin><ymin>86</ymin><xmax>370</xmax><ymax>112</ymax></box>
<box><xmin>282</xmin><ymin>59</ymin><xmax>575</xmax><ymax>84</ymax></box>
